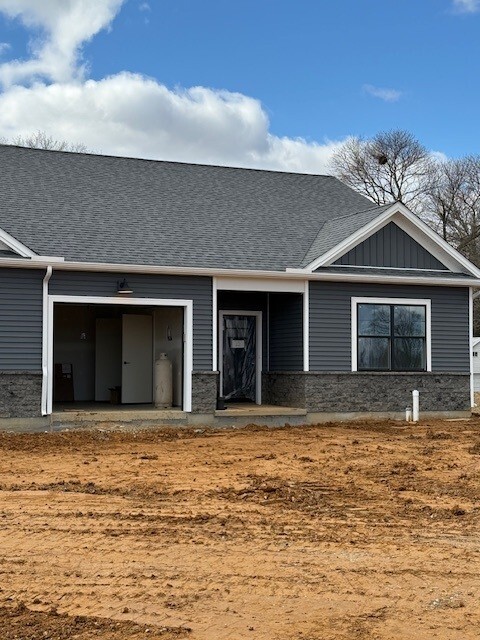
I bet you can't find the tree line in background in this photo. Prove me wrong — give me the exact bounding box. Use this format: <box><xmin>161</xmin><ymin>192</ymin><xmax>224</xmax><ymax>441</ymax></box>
<box><xmin>331</xmin><ymin>130</ymin><xmax>480</xmax><ymax>266</ymax></box>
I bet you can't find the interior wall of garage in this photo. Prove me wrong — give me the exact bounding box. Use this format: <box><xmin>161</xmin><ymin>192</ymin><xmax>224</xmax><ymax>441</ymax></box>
<box><xmin>53</xmin><ymin>304</ymin><xmax>183</xmax><ymax>405</ymax></box>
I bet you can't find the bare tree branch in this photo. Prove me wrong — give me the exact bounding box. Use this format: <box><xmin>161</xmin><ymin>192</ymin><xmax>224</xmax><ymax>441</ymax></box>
<box><xmin>8</xmin><ymin>130</ymin><xmax>88</xmax><ymax>153</ymax></box>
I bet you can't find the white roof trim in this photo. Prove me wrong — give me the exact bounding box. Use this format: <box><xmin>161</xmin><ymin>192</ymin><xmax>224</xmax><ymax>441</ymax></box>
<box><xmin>0</xmin><ymin>256</ymin><xmax>477</xmax><ymax>287</ymax></box>
<box><xmin>302</xmin><ymin>202</ymin><xmax>480</xmax><ymax>279</ymax></box>
<box><xmin>0</xmin><ymin>226</ymin><xmax>37</xmax><ymax>258</ymax></box>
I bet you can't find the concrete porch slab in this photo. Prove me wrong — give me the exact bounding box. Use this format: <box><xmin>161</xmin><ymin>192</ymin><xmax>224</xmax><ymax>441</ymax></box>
<box><xmin>215</xmin><ymin>404</ymin><xmax>307</xmax><ymax>417</ymax></box>
<box><xmin>52</xmin><ymin>403</ymin><xmax>186</xmax><ymax>424</ymax></box>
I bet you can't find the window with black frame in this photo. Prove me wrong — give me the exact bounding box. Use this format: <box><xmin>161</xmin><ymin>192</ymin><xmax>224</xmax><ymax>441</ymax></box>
<box><xmin>357</xmin><ymin>303</ymin><xmax>427</xmax><ymax>371</ymax></box>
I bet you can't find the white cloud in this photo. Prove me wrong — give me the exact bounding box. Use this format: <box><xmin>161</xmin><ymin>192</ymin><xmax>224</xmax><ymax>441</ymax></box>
<box><xmin>139</xmin><ymin>2</ymin><xmax>151</xmax><ymax>11</ymax></box>
<box><xmin>363</xmin><ymin>84</ymin><xmax>402</xmax><ymax>103</ymax></box>
<box><xmin>452</xmin><ymin>0</ymin><xmax>480</xmax><ymax>13</ymax></box>
<box><xmin>0</xmin><ymin>74</ymin><xmax>340</xmax><ymax>173</ymax></box>
<box><xmin>0</xmin><ymin>42</ymin><xmax>10</xmax><ymax>55</ymax></box>
<box><xmin>0</xmin><ymin>0</ymin><xmax>125</xmax><ymax>86</ymax></box>
<box><xmin>0</xmin><ymin>0</ymin><xmax>341</xmax><ymax>174</ymax></box>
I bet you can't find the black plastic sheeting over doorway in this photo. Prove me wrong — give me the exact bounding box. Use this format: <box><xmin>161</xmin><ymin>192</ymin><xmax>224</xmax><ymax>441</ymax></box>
<box><xmin>222</xmin><ymin>314</ymin><xmax>256</xmax><ymax>402</ymax></box>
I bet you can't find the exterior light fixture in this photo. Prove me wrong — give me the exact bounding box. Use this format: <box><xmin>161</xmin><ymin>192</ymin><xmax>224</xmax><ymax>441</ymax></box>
<box><xmin>117</xmin><ymin>278</ymin><xmax>133</xmax><ymax>295</ymax></box>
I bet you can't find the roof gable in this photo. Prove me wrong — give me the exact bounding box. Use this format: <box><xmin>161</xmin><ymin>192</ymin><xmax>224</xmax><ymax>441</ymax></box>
<box><xmin>333</xmin><ymin>221</ymin><xmax>448</xmax><ymax>270</ymax></box>
<box><xmin>302</xmin><ymin>202</ymin><xmax>480</xmax><ymax>279</ymax></box>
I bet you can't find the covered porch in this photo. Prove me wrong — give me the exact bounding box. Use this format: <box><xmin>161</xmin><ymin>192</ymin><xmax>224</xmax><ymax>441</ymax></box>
<box><xmin>215</xmin><ymin>278</ymin><xmax>308</xmax><ymax>413</ymax></box>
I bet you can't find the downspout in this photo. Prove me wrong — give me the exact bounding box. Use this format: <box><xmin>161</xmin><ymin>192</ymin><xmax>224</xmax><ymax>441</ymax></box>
<box><xmin>41</xmin><ymin>265</ymin><xmax>53</xmax><ymax>416</ymax></box>
<box><xmin>470</xmin><ymin>287</ymin><xmax>476</xmax><ymax>408</ymax></box>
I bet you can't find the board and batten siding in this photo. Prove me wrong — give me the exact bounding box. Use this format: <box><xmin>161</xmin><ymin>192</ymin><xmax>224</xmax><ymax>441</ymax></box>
<box><xmin>268</xmin><ymin>293</ymin><xmax>303</xmax><ymax>371</ymax></box>
<box><xmin>309</xmin><ymin>282</ymin><xmax>470</xmax><ymax>372</ymax></box>
<box><xmin>333</xmin><ymin>222</ymin><xmax>448</xmax><ymax>270</ymax></box>
<box><xmin>0</xmin><ymin>268</ymin><xmax>44</xmax><ymax>371</ymax></box>
<box><xmin>49</xmin><ymin>271</ymin><xmax>213</xmax><ymax>371</ymax></box>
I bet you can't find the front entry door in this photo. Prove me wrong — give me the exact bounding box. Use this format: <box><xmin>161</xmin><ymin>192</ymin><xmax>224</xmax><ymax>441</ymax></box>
<box><xmin>122</xmin><ymin>314</ymin><xmax>153</xmax><ymax>403</ymax></box>
<box><xmin>221</xmin><ymin>314</ymin><xmax>259</xmax><ymax>403</ymax></box>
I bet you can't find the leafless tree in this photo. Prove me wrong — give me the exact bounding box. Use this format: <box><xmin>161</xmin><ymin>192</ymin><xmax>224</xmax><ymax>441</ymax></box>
<box><xmin>331</xmin><ymin>130</ymin><xmax>433</xmax><ymax>210</ymax></box>
<box><xmin>426</xmin><ymin>156</ymin><xmax>480</xmax><ymax>264</ymax></box>
<box><xmin>10</xmin><ymin>130</ymin><xmax>88</xmax><ymax>153</ymax></box>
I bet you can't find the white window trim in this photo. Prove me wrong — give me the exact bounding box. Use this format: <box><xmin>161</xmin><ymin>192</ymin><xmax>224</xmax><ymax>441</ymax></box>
<box><xmin>351</xmin><ymin>297</ymin><xmax>432</xmax><ymax>373</ymax></box>
<box><xmin>44</xmin><ymin>295</ymin><xmax>194</xmax><ymax>415</ymax></box>
<box><xmin>218</xmin><ymin>310</ymin><xmax>262</xmax><ymax>405</ymax></box>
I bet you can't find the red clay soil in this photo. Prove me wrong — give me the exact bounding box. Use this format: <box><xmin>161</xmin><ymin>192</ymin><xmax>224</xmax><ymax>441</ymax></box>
<box><xmin>0</xmin><ymin>418</ymin><xmax>479</xmax><ymax>639</ymax></box>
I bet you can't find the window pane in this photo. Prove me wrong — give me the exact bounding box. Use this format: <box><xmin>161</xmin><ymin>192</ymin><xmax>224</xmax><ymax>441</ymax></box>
<box><xmin>393</xmin><ymin>338</ymin><xmax>426</xmax><ymax>370</ymax></box>
<box><xmin>358</xmin><ymin>337</ymin><xmax>390</xmax><ymax>370</ymax></box>
<box><xmin>394</xmin><ymin>305</ymin><xmax>425</xmax><ymax>337</ymax></box>
<box><xmin>358</xmin><ymin>304</ymin><xmax>390</xmax><ymax>336</ymax></box>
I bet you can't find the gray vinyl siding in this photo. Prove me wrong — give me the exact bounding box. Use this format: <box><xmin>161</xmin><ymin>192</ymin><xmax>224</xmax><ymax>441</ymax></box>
<box><xmin>49</xmin><ymin>271</ymin><xmax>213</xmax><ymax>370</ymax></box>
<box><xmin>0</xmin><ymin>268</ymin><xmax>44</xmax><ymax>371</ymax></box>
<box><xmin>333</xmin><ymin>222</ymin><xmax>448</xmax><ymax>270</ymax></box>
<box><xmin>309</xmin><ymin>282</ymin><xmax>470</xmax><ymax>372</ymax></box>
<box><xmin>269</xmin><ymin>293</ymin><xmax>303</xmax><ymax>371</ymax></box>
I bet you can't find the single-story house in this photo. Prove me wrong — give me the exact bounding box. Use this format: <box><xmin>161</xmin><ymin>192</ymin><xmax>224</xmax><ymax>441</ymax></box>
<box><xmin>0</xmin><ymin>144</ymin><xmax>478</xmax><ymax>428</ymax></box>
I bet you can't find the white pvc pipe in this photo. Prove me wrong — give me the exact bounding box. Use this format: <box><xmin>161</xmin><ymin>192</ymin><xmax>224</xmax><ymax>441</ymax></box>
<box><xmin>412</xmin><ymin>390</ymin><xmax>419</xmax><ymax>422</ymax></box>
<box><xmin>405</xmin><ymin>407</ymin><xmax>412</xmax><ymax>422</ymax></box>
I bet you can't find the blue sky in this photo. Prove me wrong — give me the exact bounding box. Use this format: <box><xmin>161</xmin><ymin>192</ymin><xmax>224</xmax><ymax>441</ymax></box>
<box><xmin>0</xmin><ymin>0</ymin><xmax>478</xmax><ymax>171</ymax></box>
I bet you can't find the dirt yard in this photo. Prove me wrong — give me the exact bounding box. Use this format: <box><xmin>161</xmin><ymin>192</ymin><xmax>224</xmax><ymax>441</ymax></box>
<box><xmin>0</xmin><ymin>419</ymin><xmax>479</xmax><ymax>640</ymax></box>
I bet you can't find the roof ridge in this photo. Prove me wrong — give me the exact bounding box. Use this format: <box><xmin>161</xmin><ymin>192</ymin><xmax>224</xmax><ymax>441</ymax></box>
<box><xmin>326</xmin><ymin>202</ymin><xmax>392</xmax><ymax>222</ymax></box>
<box><xmin>0</xmin><ymin>144</ymin><xmax>337</xmax><ymax>178</ymax></box>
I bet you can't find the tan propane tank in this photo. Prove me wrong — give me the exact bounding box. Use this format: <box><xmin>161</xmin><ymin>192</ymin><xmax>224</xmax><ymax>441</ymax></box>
<box><xmin>155</xmin><ymin>353</ymin><xmax>173</xmax><ymax>408</ymax></box>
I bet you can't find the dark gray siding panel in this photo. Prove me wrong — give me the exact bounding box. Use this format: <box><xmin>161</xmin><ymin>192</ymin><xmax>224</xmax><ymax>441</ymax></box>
<box><xmin>0</xmin><ymin>268</ymin><xmax>44</xmax><ymax>371</ymax></box>
<box><xmin>50</xmin><ymin>271</ymin><xmax>212</xmax><ymax>371</ymax></box>
<box><xmin>333</xmin><ymin>222</ymin><xmax>448</xmax><ymax>270</ymax></box>
<box><xmin>309</xmin><ymin>282</ymin><xmax>469</xmax><ymax>372</ymax></box>
<box><xmin>269</xmin><ymin>293</ymin><xmax>303</xmax><ymax>371</ymax></box>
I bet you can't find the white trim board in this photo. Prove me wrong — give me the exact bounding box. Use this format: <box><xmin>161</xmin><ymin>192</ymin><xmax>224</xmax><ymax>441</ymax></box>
<box><xmin>303</xmin><ymin>281</ymin><xmax>309</xmax><ymax>372</ymax></box>
<box><xmin>45</xmin><ymin>295</ymin><xmax>193</xmax><ymax>415</ymax></box>
<box><xmin>218</xmin><ymin>310</ymin><xmax>262</xmax><ymax>405</ymax></box>
<box><xmin>0</xmin><ymin>257</ymin><xmax>478</xmax><ymax>287</ymax></box>
<box><xmin>0</xmin><ymin>226</ymin><xmax>37</xmax><ymax>258</ymax></box>
<box><xmin>470</xmin><ymin>288</ymin><xmax>474</xmax><ymax>408</ymax></box>
<box><xmin>351</xmin><ymin>296</ymin><xmax>432</xmax><ymax>373</ymax></box>
<box><xmin>215</xmin><ymin>277</ymin><xmax>305</xmax><ymax>293</ymax></box>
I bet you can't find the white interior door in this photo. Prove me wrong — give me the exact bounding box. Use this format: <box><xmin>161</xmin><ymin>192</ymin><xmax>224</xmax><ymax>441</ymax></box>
<box><xmin>95</xmin><ymin>318</ymin><xmax>122</xmax><ymax>401</ymax></box>
<box><xmin>122</xmin><ymin>314</ymin><xmax>153</xmax><ymax>404</ymax></box>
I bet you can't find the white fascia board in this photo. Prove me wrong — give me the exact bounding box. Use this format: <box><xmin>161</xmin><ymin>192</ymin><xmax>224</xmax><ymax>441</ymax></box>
<box><xmin>302</xmin><ymin>202</ymin><xmax>480</xmax><ymax>279</ymax></box>
<box><xmin>215</xmin><ymin>276</ymin><xmax>305</xmax><ymax>293</ymax></box>
<box><xmin>0</xmin><ymin>226</ymin><xmax>37</xmax><ymax>258</ymax></box>
<box><xmin>0</xmin><ymin>256</ymin><xmax>478</xmax><ymax>286</ymax></box>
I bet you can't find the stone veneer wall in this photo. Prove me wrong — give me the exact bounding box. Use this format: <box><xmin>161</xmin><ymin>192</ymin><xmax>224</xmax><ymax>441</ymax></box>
<box><xmin>0</xmin><ymin>372</ymin><xmax>43</xmax><ymax>418</ymax></box>
<box><xmin>263</xmin><ymin>372</ymin><xmax>471</xmax><ymax>413</ymax></box>
<box><xmin>191</xmin><ymin>371</ymin><xmax>219</xmax><ymax>413</ymax></box>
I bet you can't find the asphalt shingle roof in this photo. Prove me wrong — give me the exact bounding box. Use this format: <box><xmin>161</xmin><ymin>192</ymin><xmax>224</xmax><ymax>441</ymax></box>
<box><xmin>0</xmin><ymin>145</ymin><xmax>385</xmax><ymax>271</ymax></box>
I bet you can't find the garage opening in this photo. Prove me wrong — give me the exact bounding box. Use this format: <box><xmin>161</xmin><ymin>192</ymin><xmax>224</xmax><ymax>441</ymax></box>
<box><xmin>53</xmin><ymin>303</ymin><xmax>184</xmax><ymax>409</ymax></box>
